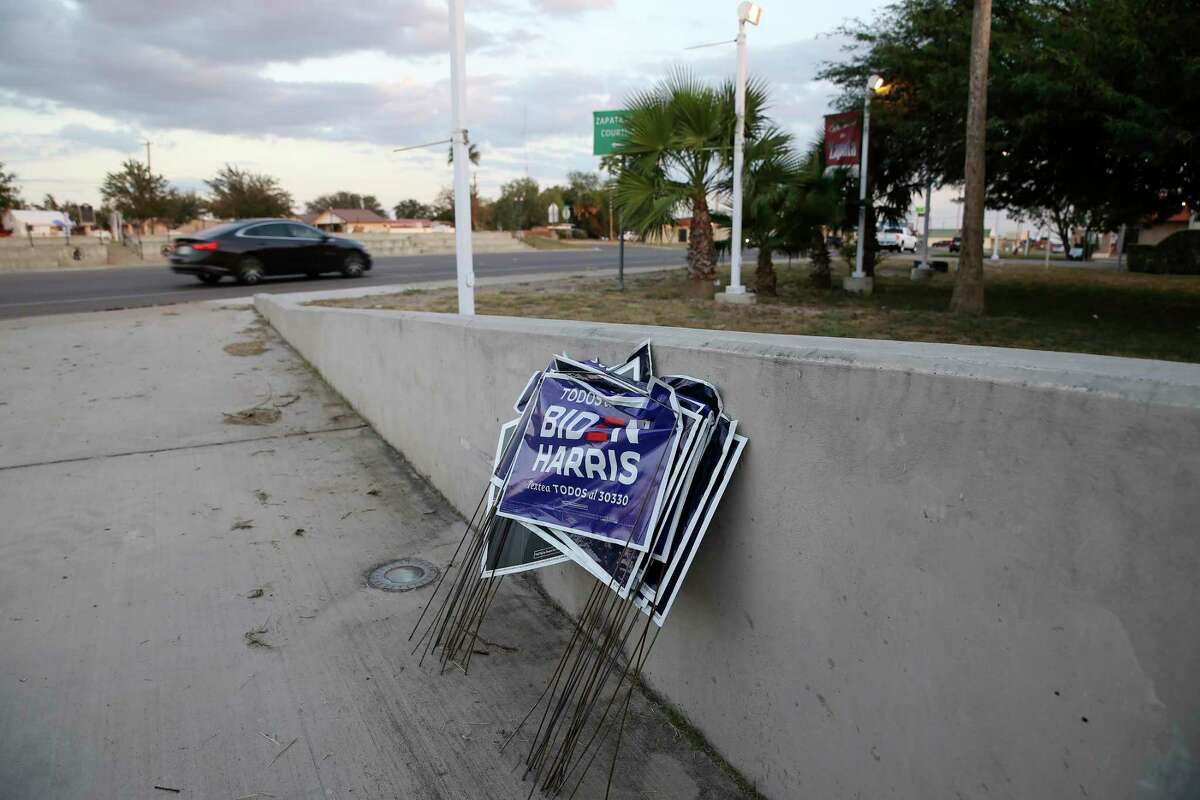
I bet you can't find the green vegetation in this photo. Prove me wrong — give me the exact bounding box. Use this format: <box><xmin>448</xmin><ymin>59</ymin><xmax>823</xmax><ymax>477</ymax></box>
<box><xmin>615</xmin><ymin>69</ymin><xmax>768</xmax><ymax>287</ymax></box>
<box><xmin>305</xmin><ymin>192</ymin><xmax>386</xmax><ymax>217</ymax></box>
<box><xmin>1129</xmin><ymin>231</ymin><xmax>1200</xmax><ymax>276</ymax></box>
<box><xmin>0</xmin><ymin>161</ymin><xmax>21</xmax><ymax>212</ymax></box>
<box><xmin>820</xmin><ymin>0</ymin><xmax>1199</xmax><ymax>270</ymax></box>
<box><xmin>313</xmin><ymin>263</ymin><xmax>1200</xmax><ymax>363</ymax></box>
<box><xmin>204</xmin><ymin>164</ymin><xmax>293</xmax><ymax>219</ymax></box>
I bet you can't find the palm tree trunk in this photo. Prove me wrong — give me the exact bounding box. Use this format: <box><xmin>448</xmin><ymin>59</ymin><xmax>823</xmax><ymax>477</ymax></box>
<box><xmin>755</xmin><ymin>246</ymin><xmax>777</xmax><ymax>296</ymax></box>
<box><xmin>809</xmin><ymin>230</ymin><xmax>832</xmax><ymax>289</ymax></box>
<box><xmin>687</xmin><ymin>196</ymin><xmax>717</xmax><ymax>283</ymax></box>
<box><xmin>950</xmin><ymin>0</ymin><xmax>992</xmax><ymax>315</ymax></box>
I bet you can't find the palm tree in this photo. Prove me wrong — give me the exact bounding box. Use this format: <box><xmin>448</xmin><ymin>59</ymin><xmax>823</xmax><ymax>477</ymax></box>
<box><xmin>614</xmin><ymin>69</ymin><xmax>767</xmax><ymax>293</ymax></box>
<box><xmin>735</xmin><ymin>126</ymin><xmax>801</xmax><ymax>296</ymax></box>
<box><xmin>785</xmin><ymin>138</ymin><xmax>850</xmax><ymax>289</ymax></box>
<box><xmin>447</xmin><ymin>142</ymin><xmax>480</xmax><ymax>166</ymax></box>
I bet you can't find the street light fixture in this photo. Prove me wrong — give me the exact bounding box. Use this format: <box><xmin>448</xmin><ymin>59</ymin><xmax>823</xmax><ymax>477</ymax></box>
<box><xmin>720</xmin><ymin>2</ymin><xmax>763</xmax><ymax>305</ymax></box>
<box><xmin>738</xmin><ymin>1</ymin><xmax>763</xmax><ymax>24</ymax></box>
<box><xmin>846</xmin><ymin>73</ymin><xmax>888</xmax><ymax>294</ymax></box>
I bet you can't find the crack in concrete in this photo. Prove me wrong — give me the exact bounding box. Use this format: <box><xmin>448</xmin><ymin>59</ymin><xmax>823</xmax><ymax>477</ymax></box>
<box><xmin>0</xmin><ymin>423</ymin><xmax>368</xmax><ymax>473</ymax></box>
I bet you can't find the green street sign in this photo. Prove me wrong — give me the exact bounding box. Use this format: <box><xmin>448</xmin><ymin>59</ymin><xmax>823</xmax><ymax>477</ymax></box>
<box><xmin>593</xmin><ymin>110</ymin><xmax>631</xmax><ymax>156</ymax></box>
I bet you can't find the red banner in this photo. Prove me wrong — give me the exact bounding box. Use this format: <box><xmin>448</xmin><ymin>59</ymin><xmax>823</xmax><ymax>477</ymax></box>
<box><xmin>824</xmin><ymin>111</ymin><xmax>862</xmax><ymax>169</ymax></box>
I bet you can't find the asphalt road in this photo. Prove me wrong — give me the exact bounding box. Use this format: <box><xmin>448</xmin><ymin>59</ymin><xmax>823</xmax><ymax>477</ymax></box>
<box><xmin>0</xmin><ymin>245</ymin><xmax>686</xmax><ymax>320</ymax></box>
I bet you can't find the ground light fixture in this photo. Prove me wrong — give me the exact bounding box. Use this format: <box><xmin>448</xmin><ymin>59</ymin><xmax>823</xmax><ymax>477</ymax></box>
<box><xmin>721</xmin><ymin>2</ymin><xmax>764</xmax><ymax>305</ymax></box>
<box><xmin>846</xmin><ymin>73</ymin><xmax>888</xmax><ymax>295</ymax></box>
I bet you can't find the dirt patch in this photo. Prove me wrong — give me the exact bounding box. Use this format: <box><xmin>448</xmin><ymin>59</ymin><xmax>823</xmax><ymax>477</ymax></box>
<box><xmin>223</xmin><ymin>406</ymin><xmax>281</xmax><ymax>426</ymax></box>
<box><xmin>223</xmin><ymin>341</ymin><xmax>269</xmax><ymax>357</ymax></box>
<box><xmin>223</xmin><ymin>315</ymin><xmax>274</xmax><ymax>357</ymax></box>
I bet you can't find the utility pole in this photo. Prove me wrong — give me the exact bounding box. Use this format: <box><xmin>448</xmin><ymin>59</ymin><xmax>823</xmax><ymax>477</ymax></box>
<box><xmin>719</xmin><ymin>2</ymin><xmax>761</xmax><ymax>305</ymax></box>
<box><xmin>143</xmin><ymin>140</ymin><xmax>152</xmax><ymax>172</ymax></box>
<box><xmin>912</xmin><ymin>180</ymin><xmax>933</xmax><ymax>281</ymax></box>
<box><xmin>950</xmin><ymin>0</ymin><xmax>992</xmax><ymax>315</ymax></box>
<box><xmin>846</xmin><ymin>73</ymin><xmax>886</xmax><ymax>294</ymax></box>
<box><xmin>448</xmin><ymin>0</ymin><xmax>475</xmax><ymax>315</ymax></box>
<box><xmin>618</xmin><ymin>156</ymin><xmax>625</xmax><ymax>291</ymax></box>
<box><xmin>991</xmin><ymin>210</ymin><xmax>1001</xmax><ymax>261</ymax></box>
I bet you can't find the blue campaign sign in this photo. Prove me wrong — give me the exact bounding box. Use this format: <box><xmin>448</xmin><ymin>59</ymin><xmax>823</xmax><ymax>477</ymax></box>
<box><xmin>497</xmin><ymin>373</ymin><xmax>679</xmax><ymax>551</ymax></box>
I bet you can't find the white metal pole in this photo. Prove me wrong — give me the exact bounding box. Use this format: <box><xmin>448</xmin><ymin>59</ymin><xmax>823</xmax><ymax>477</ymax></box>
<box><xmin>920</xmin><ymin>180</ymin><xmax>932</xmax><ymax>268</ymax></box>
<box><xmin>726</xmin><ymin>18</ymin><xmax>748</xmax><ymax>295</ymax></box>
<box><xmin>448</xmin><ymin>0</ymin><xmax>475</xmax><ymax>315</ymax></box>
<box><xmin>990</xmin><ymin>210</ymin><xmax>1001</xmax><ymax>261</ymax></box>
<box><xmin>853</xmin><ymin>87</ymin><xmax>872</xmax><ymax>279</ymax></box>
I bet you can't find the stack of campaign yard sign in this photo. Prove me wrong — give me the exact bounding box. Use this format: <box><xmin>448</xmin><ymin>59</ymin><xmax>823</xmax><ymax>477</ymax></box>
<box><xmin>412</xmin><ymin>340</ymin><xmax>747</xmax><ymax>796</ymax></box>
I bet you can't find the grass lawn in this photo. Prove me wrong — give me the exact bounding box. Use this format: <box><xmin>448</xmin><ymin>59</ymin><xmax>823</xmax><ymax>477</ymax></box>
<box><xmin>313</xmin><ymin>260</ymin><xmax>1200</xmax><ymax>363</ymax></box>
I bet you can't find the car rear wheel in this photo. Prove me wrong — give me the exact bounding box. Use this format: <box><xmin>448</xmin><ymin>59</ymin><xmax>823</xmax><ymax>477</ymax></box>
<box><xmin>236</xmin><ymin>257</ymin><xmax>265</xmax><ymax>285</ymax></box>
<box><xmin>341</xmin><ymin>253</ymin><xmax>366</xmax><ymax>278</ymax></box>
<box><xmin>197</xmin><ymin>273</ymin><xmax>222</xmax><ymax>285</ymax></box>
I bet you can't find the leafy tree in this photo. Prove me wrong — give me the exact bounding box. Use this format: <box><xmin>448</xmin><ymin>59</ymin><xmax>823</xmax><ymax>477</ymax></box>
<box><xmin>431</xmin><ymin>187</ymin><xmax>456</xmax><ymax>223</ymax></box>
<box><xmin>205</xmin><ymin>165</ymin><xmax>293</xmax><ymax>219</ymax></box>
<box><xmin>614</xmin><ymin>69</ymin><xmax>766</xmax><ymax>288</ymax></box>
<box><xmin>821</xmin><ymin>0</ymin><xmax>1200</xmax><ymax>303</ymax></box>
<box><xmin>0</xmin><ymin>161</ymin><xmax>20</xmax><ymax>212</ymax></box>
<box><xmin>163</xmin><ymin>191</ymin><xmax>206</xmax><ymax>227</ymax></box>
<box><xmin>492</xmin><ymin>177</ymin><xmax>543</xmax><ymax>231</ymax></box>
<box><xmin>563</xmin><ymin>171</ymin><xmax>613</xmax><ymax>239</ymax></box>
<box><xmin>394</xmin><ymin>199</ymin><xmax>433</xmax><ymax>219</ymax></box>
<box><xmin>306</xmin><ymin>192</ymin><xmax>386</xmax><ymax>217</ymax></box>
<box><xmin>101</xmin><ymin>160</ymin><xmax>171</xmax><ymax>224</ymax></box>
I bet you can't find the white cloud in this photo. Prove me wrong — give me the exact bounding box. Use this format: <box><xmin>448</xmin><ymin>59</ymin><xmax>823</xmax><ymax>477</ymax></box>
<box><xmin>0</xmin><ymin>0</ymin><xmax>878</xmax><ymax>208</ymax></box>
<box><xmin>531</xmin><ymin>0</ymin><xmax>616</xmax><ymax>15</ymax></box>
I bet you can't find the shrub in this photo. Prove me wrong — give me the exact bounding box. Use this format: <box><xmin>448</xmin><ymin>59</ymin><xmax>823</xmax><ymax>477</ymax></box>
<box><xmin>1128</xmin><ymin>230</ymin><xmax>1200</xmax><ymax>275</ymax></box>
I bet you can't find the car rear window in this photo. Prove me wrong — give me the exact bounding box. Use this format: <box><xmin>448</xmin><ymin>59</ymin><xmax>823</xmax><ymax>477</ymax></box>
<box><xmin>189</xmin><ymin>222</ymin><xmax>242</xmax><ymax>239</ymax></box>
<box><xmin>243</xmin><ymin>223</ymin><xmax>292</xmax><ymax>237</ymax></box>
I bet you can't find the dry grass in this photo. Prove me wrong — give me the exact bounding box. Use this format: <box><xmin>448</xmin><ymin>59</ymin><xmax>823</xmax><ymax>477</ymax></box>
<box><xmin>312</xmin><ymin>260</ymin><xmax>1200</xmax><ymax>363</ymax></box>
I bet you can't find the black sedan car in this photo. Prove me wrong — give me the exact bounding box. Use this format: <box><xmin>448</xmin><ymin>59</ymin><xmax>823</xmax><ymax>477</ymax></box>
<box><xmin>168</xmin><ymin>219</ymin><xmax>372</xmax><ymax>285</ymax></box>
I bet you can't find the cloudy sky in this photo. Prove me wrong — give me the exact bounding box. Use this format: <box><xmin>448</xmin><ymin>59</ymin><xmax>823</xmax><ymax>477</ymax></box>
<box><xmin>1</xmin><ymin>0</ymin><xmax>951</xmax><ymax>221</ymax></box>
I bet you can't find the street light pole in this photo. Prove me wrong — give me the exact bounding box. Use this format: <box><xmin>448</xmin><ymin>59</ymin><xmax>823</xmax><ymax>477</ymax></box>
<box><xmin>920</xmin><ymin>181</ymin><xmax>932</xmax><ymax>266</ymax></box>
<box><xmin>846</xmin><ymin>74</ymin><xmax>884</xmax><ymax>294</ymax></box>
<box><xmin>448</xmin><ymin>0</ymin><xmax>475</xmax><ymax>315</ymax></box>
<box><xmin>721</xmin><ymin>2</ymin><xmax>761</xmax><ymax>304</ymax></box>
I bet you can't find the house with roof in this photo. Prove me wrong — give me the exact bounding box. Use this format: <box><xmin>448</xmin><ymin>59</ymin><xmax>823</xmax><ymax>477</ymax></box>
<box><xmin>2</xmin><ymin>209</ymin><xmax>73</xmax><ymax>237</ymax></box>
<box><xmin>1133</xmin><ymin>206</ymin><xmax>1197</xmax><ymax>247</ymax></box>
<box><xmin>301</xmin><ymin>208</ymin><xmax>392</xmax><ymax>233</ymax></box>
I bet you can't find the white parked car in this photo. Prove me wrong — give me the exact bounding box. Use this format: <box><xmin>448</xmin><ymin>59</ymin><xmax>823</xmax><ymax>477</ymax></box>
<box><xmin>877</xmin><ymin>225</ymin><xmax>918</xmax><ymax>253</ymax></box>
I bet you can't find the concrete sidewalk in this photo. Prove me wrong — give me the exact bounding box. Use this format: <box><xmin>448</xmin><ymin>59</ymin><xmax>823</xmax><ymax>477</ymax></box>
<box><xmin>0</xmin><ymin>302</ymin><xmax>747</xmax><ymax>799</ymax></box>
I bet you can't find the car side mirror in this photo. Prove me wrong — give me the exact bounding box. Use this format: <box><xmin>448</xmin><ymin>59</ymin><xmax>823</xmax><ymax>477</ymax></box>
<box><xmin>321</xmin><ymin>234</ymin><xmax>332</xmax><ymax>242</ymax></box>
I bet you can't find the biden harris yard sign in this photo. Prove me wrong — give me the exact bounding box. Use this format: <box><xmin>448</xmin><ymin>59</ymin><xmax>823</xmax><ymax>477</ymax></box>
<box><xmin>498</xmin><ymin>373</ymin><xmax>678</xmax><ymax>552</ymax></box>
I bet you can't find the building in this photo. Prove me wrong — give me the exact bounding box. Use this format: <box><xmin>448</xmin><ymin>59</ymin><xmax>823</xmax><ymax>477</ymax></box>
<box><xmin>2</xmin><ymin>209</ymin><xmax>72</xmax><ymax>237</ymax></box>
<box><xmin>661</xmin><ymin>217</ymin><xmax>730</xmax><ymax>244</ymax></box>
<box><xmin>1133</xmin><ymin>206</ymin><xmax>1197</xmax><ymax>247</ymax></box>
<box><xmin>302</xmin><ymin>209</ymin><xmax>392</xmax><ymax>233</ymax></box>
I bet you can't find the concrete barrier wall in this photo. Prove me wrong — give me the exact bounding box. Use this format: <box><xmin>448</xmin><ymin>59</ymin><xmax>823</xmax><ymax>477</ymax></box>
<box><xmin>0</xmin><ymin>231</ymin><xmax>531</xmax><ymax>271</ymax></box>
<box><xmin>255</xmin><ymin>293</ymin><xmax>1200</xmax><ymax>800</ymax></box>
<box><xmin>0</xmin><ymin>240</ymin><xmax>109</xmax><ymax>270</ymax></box>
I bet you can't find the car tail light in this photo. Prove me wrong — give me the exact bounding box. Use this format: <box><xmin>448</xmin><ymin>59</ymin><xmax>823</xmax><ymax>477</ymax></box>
<box><xmin>192</xmin><ymin>241</ymin><xmax>219</xmax><ymax>251</ymax></box>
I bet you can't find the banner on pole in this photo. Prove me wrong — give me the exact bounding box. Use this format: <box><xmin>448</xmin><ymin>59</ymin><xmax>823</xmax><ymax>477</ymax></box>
<box><xmin>823</xmin><ymin>111</ymin><xmax>863</xmax><ymax>170</ymax></box>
